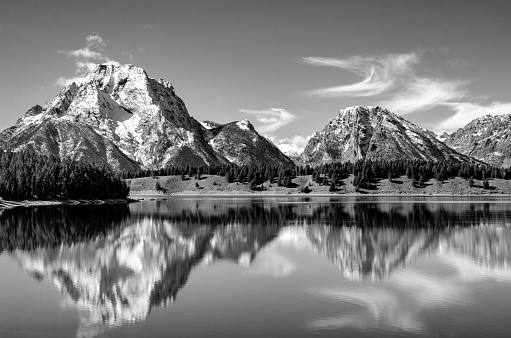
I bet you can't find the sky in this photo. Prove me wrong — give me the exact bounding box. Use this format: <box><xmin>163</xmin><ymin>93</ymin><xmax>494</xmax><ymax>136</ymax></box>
<box><xmin>1</xmin><ymin>0</ymin><xmax>510</xmax><ymax>152</ymax></box>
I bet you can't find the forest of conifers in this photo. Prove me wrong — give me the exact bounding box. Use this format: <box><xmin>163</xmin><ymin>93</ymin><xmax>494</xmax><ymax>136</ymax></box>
<box><xmin>2</xmin><ymin>149</ymin><xmax>511</xmax><ymax>201</ymax></box>
<box><xmin>121</xmin><ymin>158</ymin><xmax>511</xmax><ymax>190</ymax></box>
<box><xmin>0</xmin><ymin>150</ymin><xmax>129</xmax><ymax>200</ymax></box>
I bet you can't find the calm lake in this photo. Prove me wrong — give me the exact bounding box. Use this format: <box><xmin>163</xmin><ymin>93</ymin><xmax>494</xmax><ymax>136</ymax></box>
<box><xmin>1</xmin><ymin>197</ymin><xmax>511</xmax><ymax>338</ymax></box>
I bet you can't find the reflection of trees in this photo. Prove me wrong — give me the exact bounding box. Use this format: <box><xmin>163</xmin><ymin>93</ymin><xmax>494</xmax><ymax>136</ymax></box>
<box><xmin>5</xmin><ymin>199</ymin><xmax>511</xmax><ymax>336</ymax></box>
<box><xmin>129</xmin><ymin>198</ymin><xmax>511</xmax><ymax>229</ymax></box>
<box><xmin>0</xmin><ymin>205</ymin><xmax>130</xmax><ymax>252</ymax></box>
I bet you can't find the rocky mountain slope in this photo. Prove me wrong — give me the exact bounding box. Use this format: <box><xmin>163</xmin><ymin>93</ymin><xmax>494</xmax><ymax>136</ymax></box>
<box><xmin>202</xmin><ymin>119</ymin><xmax>294</xmax><ymax>166</ymax></box>
<box><xmin>300</xmin><ymin>106</ymin><xmax>472</xmax><ymax>165</ymax></box>
<box><xmin>0</xmin><ymin>64</ymin><xmax>292</xmax><ymax>170</ymax></box>
<box><xmin>442</xmin><ymin>114</ymin><xmax>511</xmax><ymax>167</ymax></box>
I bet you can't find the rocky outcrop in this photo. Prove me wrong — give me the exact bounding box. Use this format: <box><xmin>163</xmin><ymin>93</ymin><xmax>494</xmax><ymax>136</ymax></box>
<box><xmin>1</xmin><ymin>64</ymin><xmax>294</xmax><ymax>170</ymax></box>
<box><xmin>443</xmin><ymin>114</ymin><xmax>511</xmax><ymax>167</ymax></box>
<box><xmin>300</xmin><ymin>106</ymin><xmax>472</xmax><ymax>166</ymax></box>
<box><xmin>205</xmin><ymin>119</ymin><xmax>294</xmax><ymax>166</ymax></box>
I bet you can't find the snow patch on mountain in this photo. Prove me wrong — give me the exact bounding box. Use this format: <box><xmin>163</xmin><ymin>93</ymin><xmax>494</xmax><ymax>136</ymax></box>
<box><xmin>443</xmin><ymin>113</ymin><xmax>511</xmax><ymax>167</ymax></box>
<box><xmin>300</xmin><ymin>106</ymin><xmax>472</xmax><ymax>166</ymax></box>
<box><xmin>236</xmin><ymin>119</ymin><xmax>251</xmax><ymax>131</ymax></box>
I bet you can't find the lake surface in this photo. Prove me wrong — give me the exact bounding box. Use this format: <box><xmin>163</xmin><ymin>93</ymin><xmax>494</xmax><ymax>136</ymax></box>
<box><xmin>1</xmin><ymin>196</ymin><xmax>511</xmax><ymax>338</ymax></box>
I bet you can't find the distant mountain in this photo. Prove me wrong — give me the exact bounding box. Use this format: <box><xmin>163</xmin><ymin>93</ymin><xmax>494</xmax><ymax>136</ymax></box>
<box><xmin>443</xmin><ymin>114</ymin><xmax>511</xmax><ymax>167</ymax></box>
<box><xmin>277</xmin><ymin>143</ymin><xmax>303</xmax><ymax>165</ymax></box>
<box><xmin>0</xmin><ymin>64</ymin><xmax>292</xmax><ymax>170</ymax></box>
<box><xmin>300</xmin><ymin>106</ymin><xmax>472</xmax><ymax>165</ymax></box>
<box><xmin>204</xmin><ymin>119</ymin><xmax>294</xmax><ymax>166</ymax></box>
<box><xmin>435</xmin><ymin>131</ymin><xmax>450</xmax><ymax>143</ymax></box>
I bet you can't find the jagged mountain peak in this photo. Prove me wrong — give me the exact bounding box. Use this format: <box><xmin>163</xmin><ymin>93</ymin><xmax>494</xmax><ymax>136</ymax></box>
<box><xmin>235</xmin><ymin>119</ymin><xmax>254</xmax><ymax>131</ymax></box>
<box><xmin>1</xmin><ymin>63</ymin><xmax>294</xmax><ymax>169</ymax></box>
<box><xmin>444</xmin><ymin>113</ymin><xmax>511</xmax><ymax>167</ymax></box>
<box><xmin>206</xmin><ymin>119</ymin><xmax>294</xmax><ymax>166</ymax></box>
<box><xmin>300</xmin><ymin>105</ymin><xmax>471</xmax><ymax>165</ymax></box>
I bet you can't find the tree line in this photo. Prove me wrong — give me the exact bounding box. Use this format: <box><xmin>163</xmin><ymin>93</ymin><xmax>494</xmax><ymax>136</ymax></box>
<box><xmin>0</xmin><ymin>150</ymin><xmax>129</xmax><ymax>200</ymax></box>
<box><xmin>121</xmin><ymin>159</ymin><xmax>511</xmax><ymax>191</ymax></box>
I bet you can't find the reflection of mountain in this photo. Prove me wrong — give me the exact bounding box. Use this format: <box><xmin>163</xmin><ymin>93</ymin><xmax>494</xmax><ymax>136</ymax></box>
<box><xmin>6</xmin><ymin>198</ymin><xmax>511</xmax><ymax>336</ymax></box>
<box><xmin>13</xmin><ymin>216</ymin><xmax>280</xmax><ymax>338</ymax></box>
<box><xmin>303</xmin><ymin>224</ymin><xmax>511</xmax><ymax>279</ymax></box>
<box><xmin>305</xmin><ymin>226</ymin><xmax>441</xmax><ymax>279</ymax></box>
<box><xmin>15</xmin><ymin>218</ymin><xmax>212</xmax><ymax>337</ymax></box>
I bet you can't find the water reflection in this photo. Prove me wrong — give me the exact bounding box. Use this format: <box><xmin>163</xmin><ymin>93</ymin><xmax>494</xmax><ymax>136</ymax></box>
<box><xmin>2</xmin><ymin>197</ymin><xmax>511</xmax><ymax>337</ymax></box>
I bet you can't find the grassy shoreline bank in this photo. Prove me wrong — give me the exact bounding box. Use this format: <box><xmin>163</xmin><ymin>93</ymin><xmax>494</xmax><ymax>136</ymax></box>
<box><xmin>127</xmin><ymin>174</ymin><xmax>511</xmax><ymax>197</ymax></box>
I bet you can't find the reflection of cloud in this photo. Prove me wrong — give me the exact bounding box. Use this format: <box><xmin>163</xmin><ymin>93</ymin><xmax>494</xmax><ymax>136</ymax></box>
<box><xmin>305</xmin><ymin>221</ymin><xmax>511</xmax><ymax>334</ymax></box>
<box><xmin>308</xmin><ymin>244</ymin><xmax>511</xmax><ymax>335</ymax></box>
<box><xmin>309</xmin><ymin>288</ymin><xmax>422</xmax><ymax>333</ymax></box>
<box><xmin>440</xmin><ymin>251</ymin><xmax>511</xmax><ymax>283</ymax></box>
<box><xmin>389</xmin><ymin>269</ymin><xmax>467</xmax><ymax>308</ymax></box>
<box><xmin>245</xmin><ymin>227</ymin><xmax>315</xmax><ymax>278</ymax></box>
<box><xmin>246</xmin><ymin>251</ymin><xmax>296</xmax><ymax>278</ymax></box>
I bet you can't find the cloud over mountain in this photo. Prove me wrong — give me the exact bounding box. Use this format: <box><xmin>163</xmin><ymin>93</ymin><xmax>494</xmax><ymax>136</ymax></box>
<box><xmin>304</xmin><ymin>50</ymin><xmax>510</xmax><ymax>132</ymax></box>
<box><xmin>239</xmin><ymin>108</ymin><xmax>296</xmax><ymax>133</ymax></box>
<box><xmin>57</xmin><ymin>33</ymin><xmax>120</xmax><ymax>86</ymax></box>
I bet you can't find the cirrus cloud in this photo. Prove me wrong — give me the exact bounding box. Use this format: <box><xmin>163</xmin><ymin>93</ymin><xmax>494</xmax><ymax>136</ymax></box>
<box><xmin>303</xmin><ymin>52</ymin><xmax>420</xmax><ymax>97</ymax></box>
<box><xmin>303</xmin><ymin>51</ymin><xmax>467</xmax><ymax>115</ymax></box>
<box><xmin>382</xmin><ymin>77</ymin><xmax>467</xmax><ymax>114</ymax></box>
<box><xmin>304</xmin><ymin>50</ymin><xmax>511</xmax><ymax>132</ymax></box>
<box><xmin>436</xmin><ymin>102</ymin><xmax>511</xmax><ymax>132</ymax></box>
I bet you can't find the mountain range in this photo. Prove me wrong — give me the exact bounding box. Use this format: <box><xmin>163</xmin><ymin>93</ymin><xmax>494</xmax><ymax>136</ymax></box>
<box><xmin>1</xmin><ymin>63</ymin><xmax>509</xmax><ymax>169</ymax></box>
<box><xmin>442</xmin><ymin>114</ymin><xmax>511</xmax><ymax>167</ymax></box>
<box><xmin>0</xmin><ymin>64</ymin><xmax>292</xmax><ymax>170</ymax></box>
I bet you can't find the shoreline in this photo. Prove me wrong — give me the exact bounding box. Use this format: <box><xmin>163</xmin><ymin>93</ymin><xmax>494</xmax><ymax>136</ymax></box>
<box><xmin>130</xmin><ymin>192</ymin><xmax>511</xmax><ymax>198</ymax></box>
<box><xmin>0</xmin><ymin>198</ymin><xmax>135</xmax><ymax>210</ymax></box>
<box><xmin>2</xmin><ymin>194</ymin><xmax>511</xmax><ymax>210</ymax></box>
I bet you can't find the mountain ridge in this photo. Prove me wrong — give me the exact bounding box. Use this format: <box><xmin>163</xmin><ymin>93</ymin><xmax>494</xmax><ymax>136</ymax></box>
<box><xmin>443</xmin><ymin>114</ymin><xmax>511</xmax><ymax>167</ymax></box>
<box><xmin>300</xmin><ymin>106</ymin><xmax>475</xmax><ymax>166</ymax></box>
<box><xmin>0</xmin><ymin>64</ymin><xmax>293</xmax><ymax>170</ymax></box>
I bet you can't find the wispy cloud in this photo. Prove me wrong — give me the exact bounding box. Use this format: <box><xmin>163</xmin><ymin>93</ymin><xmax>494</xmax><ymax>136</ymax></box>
<box><xmin>56</xmin><ymin>33</ymin><xmax>119</xmax><ymax>86</ymax></box>
<box><xmin>303</xmin><ymin>51</ymin><xmax>467</xmax><ymax>115</ymax></box>
<box><xmin>436</xmin><ymin>102</ymin><xmax>511</xmax><ymax>132</ymax></box>
<box><xmin>303</xmin><ymin>52</ymin><xmax>420</xmax><ymax>97</ymax></box>
<box><xmin>382</xmin><ymin>77</ymin><xmax>467</xmax><ymax>114</ymax></box>
<box><xmin>239</xmin><ymin>108</ymin><xmax>296</xmax><ymax>133</ymax></box>
<box><xmin>304</xmin><ymin>50</ymin><xmax>511</xmax><ymax>130</ymax></box>
<box><xmin>143</xmin><ymin>24</ymin><xmax>153</xmax><ymax>30</ymax></box>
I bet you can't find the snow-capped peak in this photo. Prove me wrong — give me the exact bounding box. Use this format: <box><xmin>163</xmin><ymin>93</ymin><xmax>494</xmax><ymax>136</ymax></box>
<box><xmin>236</xmin><ymin>119</ymin><xmax>252</xmax><ymax>131</ymax></box>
